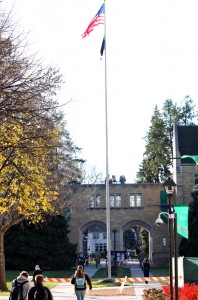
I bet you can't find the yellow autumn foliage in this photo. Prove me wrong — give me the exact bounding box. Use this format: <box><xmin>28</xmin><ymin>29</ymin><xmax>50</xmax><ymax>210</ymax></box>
<box><xmin>0</xmin><ymin>118</ymin><xmax>61</xmax><ymax>222</ymax></box>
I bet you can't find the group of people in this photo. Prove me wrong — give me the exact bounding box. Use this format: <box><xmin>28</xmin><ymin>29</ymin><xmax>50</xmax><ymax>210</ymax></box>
<box><xmin>77</xmin><ymin>252</ymin><xmax>100</xmax><ymax>269</ymax></box>
<box><xmin>10</xmin><ymin>254</ymin><xmax>150</xmax><ymax>300</ymax></box>
<box><xmin>10</xmin><ymin>264</ymin><xmax>92</xmax><ymax>300</ymax></box>
<box><xmin>10</xmin><ymin>265</ymin><xmax>53</xmax><ymax>300</ymax></box>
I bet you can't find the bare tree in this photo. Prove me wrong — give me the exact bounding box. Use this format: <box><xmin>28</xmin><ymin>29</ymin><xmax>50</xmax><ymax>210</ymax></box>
<box><xmin>0</xmin><ymin>6</ymin><xmax>81</xmax><ymax>290</ymax></box>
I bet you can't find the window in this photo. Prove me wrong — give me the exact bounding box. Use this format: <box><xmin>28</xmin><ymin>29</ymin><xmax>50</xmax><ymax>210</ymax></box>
<box><xmin>162</xmin><ymin>237</ymin><xmax>167</xmax><ymax>246</ymax></box>
<box><xmin>116</xmin><ymin>194</ymin><xmax>121</xmax><ymax>207</ymax></box>
<box><xmin>136</xmin><ymin>194</ymin><xmax>142</xmax><ymax>207</ymax></box>
<box><xmin>110</xmin><ymin>195</ymin><xmax>114</xmax><ymax>207</ymax></box>
<box><xmin>130</xmin><ymin>193</ymin><xmax>142</xmax><ymax>207</ymax></box>
<box><xmin>96</xmin><ymin>195</ymin><xmax>101</xmax><ymax>207</ymax></box>
<box><xmin>95</xmin><ymin>243</ymin><xmax>106</xmax><ymax>253</ymax></box>
<box><xmin>89</xmin><ymin>196</ymin><xmax>95</xmax><ymax>208</ymax></box>
<box><xmin>110</xmin><ymin>194</ymin><xmax>122</xmax><ymax>207</ymax></box>
<box><xmin>130</xmin><ymin>194</ymin><xmax>136</xmax><ymax>207</ymax></box>
<box><xmin>89</xmin><ymin>195</ymin><xmax>101</xmax><ymax>208</ymax></box>
<box><xmin>93</xmin><ymin>232</ymin><xmax>100</xmax><ymax>239</ymax></box>
<box><xmin>103</xmin><ymin>232</ymin><xmax>107</xmax><ymax>239</ymax></box>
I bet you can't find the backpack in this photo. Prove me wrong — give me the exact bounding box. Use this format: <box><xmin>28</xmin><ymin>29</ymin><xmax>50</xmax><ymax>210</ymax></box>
<box><xmin>75</xmin><ymin>275</ymin><xmax>85</xmax><ymax>289</ymax></box>
<box><xmin>33</xmin><ymin>286</ymin><xmax>48</xmax><ymax>300</ymax></box>
<box><xmin>9</xmin><ymin>280</ymin><xmax>28</xmax><ymax>300</ymax></box>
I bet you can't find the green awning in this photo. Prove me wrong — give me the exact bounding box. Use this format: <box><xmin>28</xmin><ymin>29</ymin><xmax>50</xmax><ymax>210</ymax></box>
<box><xmin>181</xmin><ymin>155</ymin><xmax>198</xmax><ymax>165</ymax></box>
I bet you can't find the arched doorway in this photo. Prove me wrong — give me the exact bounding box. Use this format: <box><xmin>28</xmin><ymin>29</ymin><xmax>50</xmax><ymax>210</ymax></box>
<box><xmin>120</xmin><ymin>220</ymin><xmax>153</xmax><ymax>262</ymax></box>
<box><xmin>79</xmin><ymin>221</ymin><xmax>106</xmax><ymax>258</ymax></box>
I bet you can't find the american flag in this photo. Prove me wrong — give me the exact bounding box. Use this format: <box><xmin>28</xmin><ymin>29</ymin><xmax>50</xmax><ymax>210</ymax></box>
<box><xmin>81</xmin><ymin>3</ymin><xmax>105</xmax><ymax>39</ymax></box>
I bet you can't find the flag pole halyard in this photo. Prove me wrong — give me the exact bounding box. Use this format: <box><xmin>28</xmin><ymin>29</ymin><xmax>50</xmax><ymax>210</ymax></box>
<box><xmin>81</xmin><ymin>0</ymin><xmax>111</xmax><ymax>278</ymax></box>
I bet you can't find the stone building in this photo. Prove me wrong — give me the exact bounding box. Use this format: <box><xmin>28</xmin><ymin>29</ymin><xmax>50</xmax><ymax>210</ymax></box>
<box><xmin>173</xmin><ymin>122</ymin><xmax>198</xmax><ymax>204</ymax></box>
<box><xmin>69</xmin><ymin>182</ymin><xmax>170</xmax><ymax>265</ymax></box>
<box><xmin>68</xmin><ymin>123</ymin><xmax>198</xmax><ymax>266</ymax></box>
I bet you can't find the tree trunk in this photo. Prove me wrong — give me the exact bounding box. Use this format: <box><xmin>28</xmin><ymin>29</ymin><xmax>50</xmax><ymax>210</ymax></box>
<box><xmin>0</xmin><ymin>231</ymin><xmax>8</xmax><ymax>291</ymax></box>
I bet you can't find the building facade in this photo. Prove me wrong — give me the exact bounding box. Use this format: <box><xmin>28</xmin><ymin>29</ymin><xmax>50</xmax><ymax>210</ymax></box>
<box><xmin>69</xmin><ymin>182</ymin><xmax>170</xmax><ymax>265</ymax></box>
<box><xmin>68</xmin><ymin>123</ymin><xmax>198</xmax><ymax>266</ymax></box>
<box><xmin>173</xmin><ymin>122</ymin><xmax>198</xmax><ymax>204</ymax></box>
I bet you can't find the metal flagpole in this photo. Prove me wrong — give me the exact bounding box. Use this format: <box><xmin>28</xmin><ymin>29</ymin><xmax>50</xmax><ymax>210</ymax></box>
<box><xmin>104</xmin><ymin>0</ymin><xmax>111</xmax><ymax>279</ymax></box>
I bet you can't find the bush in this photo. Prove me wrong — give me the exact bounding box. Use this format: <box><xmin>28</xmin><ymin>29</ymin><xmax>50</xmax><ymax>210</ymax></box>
<box><xmin>142</xmin><ymin>288</ymin><xmax>167</xmax><ymax>300</ymax></box>
<box><xmin>111</xmin><ymin>266</ymin><xmax>119</xmax><ymax>276</ymax></box>
<box><xmin>163</xmin><ymin>283</ymin><xmax>198</xmax><ymax>300</ymax></box>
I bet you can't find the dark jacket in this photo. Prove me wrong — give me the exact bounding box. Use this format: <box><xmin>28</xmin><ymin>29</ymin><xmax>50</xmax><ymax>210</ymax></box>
<box><xmin>71</xmin><ymin>273</ymin><xmax>92</xmax><ymax>291</ymax></box>
<box><xmin>28</xmin><ymin>283</ymin><xmax>53</xmax><ymax>300</ymax></box>
<box><xmin>78</xmin><ymin>255</ymin><xmax>85</xmax><ymax>266</ymax></box>
<box><xmin>32</xmin><ymin>270</ymin><xmax>42</xmax><ymax>284</ymax></box>
<box><xmin>143</xmin><ymin>262</ymin><xmax>150</xmax><ymax>277</ymax></box>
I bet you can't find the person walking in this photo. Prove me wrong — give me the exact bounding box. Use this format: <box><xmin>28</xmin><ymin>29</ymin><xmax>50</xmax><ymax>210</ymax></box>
<box><xmin>71</xmin><ymin>265</ymin><xmax>92</xmax><ymax>300</ymax></box>
<box><xmin>78</xmin><ymin>253</ymin><xmax>85</xmax><ymax>269</ymax></box>
<box><xmin>32</xmin><ymin>265</ymin><xmax>42</xmax><ymax>285</ymax></box>
<box><xmin>10</xmin><ymin>271</ymin><xmax>31</xmax><ymax>300</ymax></box>
<box><xmin>94</xmin><ymin>252</ymin><xmax>100</xmax><ymax>269</ymax></box>
<box><xmin>138</xmin><ymin>252</ymin><xmax>144</xmax><ymax>269</ymax></box>
<box><xmin>142</xmin><ymin>258</ymin><xmax>150</xmax><ymax>284</ymax></box>
<box><xmin>28</xmin><ymin>274</ymin><xmax>53</xmax><ymax>300</ymax></box>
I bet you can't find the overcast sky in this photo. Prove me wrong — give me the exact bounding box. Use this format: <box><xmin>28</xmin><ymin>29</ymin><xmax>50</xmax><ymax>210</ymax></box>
<box><xmin>2</xmin><ymin>0</ymin><xmax>198</xmax><ymax>183</ymax></box>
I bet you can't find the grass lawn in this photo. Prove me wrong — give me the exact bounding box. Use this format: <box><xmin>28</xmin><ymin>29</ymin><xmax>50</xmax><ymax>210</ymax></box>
<box><xmin>1</xmin><ymin>269</ymin><xmax>75</xmax><ymax>295</ymax></box>
<box><xmin>151</xmin><ymin>267</ymin><xmax>169</xmax><ymax>277</ymax></box>
<box><xmin>92</xmin><ymin>266</ymin><xmax>131</xmax><ymax>279</ymax></box>
<box><xmin>92</xmin><ymin>267</ymin><xmax>133</xmax><ymax>287</ymax></box>
<box><xmin>150</xmin><ymin>267</ymin><xmax>169</xmax><ymax>285</ymax></box>
<box><xmin>3</xmin><ymin>266</ymin><xmax>169</xmax><ymax>295</ymax></box>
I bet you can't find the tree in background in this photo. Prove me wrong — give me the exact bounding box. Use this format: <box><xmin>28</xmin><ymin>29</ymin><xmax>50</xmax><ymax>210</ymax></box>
<box><xmin>0</xmin><ymin>6</ymin><xmax>83</xmax><ymax>290</ymax></box>
<box><xmin>136</xmin><ymin>106</ymin><xmax>171</xmax><ymax>183</ymax></box>
<box><xmin>123</xmin><ymin>227</ymin><xmax>137</xmax><ymax>252</ymax></box>
<box><xmin>4</xmin><ymin>215</ymin><xmax>76</xmax><ymax>270</ymax></box>
<box><xmin>136</xmin><ymin>96</ymin><xmax>197</xmax><ymax>183</ymax></box>
<box><xmin>140</xmin><ymin>228</ymin><xmax>149</xmax><ymax>257</ymax></box>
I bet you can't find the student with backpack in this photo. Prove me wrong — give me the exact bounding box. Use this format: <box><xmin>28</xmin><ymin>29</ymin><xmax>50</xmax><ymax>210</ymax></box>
<box><xmin>9</xmin><ymin>271</ymin><xmax>31</xmax><ymax>300</ymax></box>
<box><xmin>28</xmin><ymin>274</ymin><xmax>53</xmax><ymax>300</ymax></box>
<box><xmin>71</xmin><ymin>265</ymin><xmax>92</xmax><ymax>300</ymax></box>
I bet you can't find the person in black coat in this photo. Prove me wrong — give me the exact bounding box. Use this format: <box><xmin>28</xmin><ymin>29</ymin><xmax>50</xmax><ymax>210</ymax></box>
<box><xmin>32</xmin><ymin>265</ymin><xmax>42</xmax><ymax>285</ymax></box>
<box><xmin>78</xmin><ymin>253</ymin><xmax>85</xmax><ymax>269</ymax></box>
<box><xmin>28</xmin><ymin>274</ymin><xmax>53</xmax><ymax>300</ymax></box>
<box><xmin>142</xmin><ymin>258</ymin><xmax>150</xmax><ymax>284</ymax></box>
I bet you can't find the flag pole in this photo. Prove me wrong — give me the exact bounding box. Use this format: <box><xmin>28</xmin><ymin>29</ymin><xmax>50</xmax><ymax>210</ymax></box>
<box><xmin>103</xmin><ymin>0</ymin><xmax>111</xmax><ymax>279</ymax></box>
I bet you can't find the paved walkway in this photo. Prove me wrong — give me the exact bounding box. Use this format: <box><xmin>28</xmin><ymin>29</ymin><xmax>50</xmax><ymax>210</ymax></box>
<box><xmin>127</xmin><ymin>260</ymin><xmax>163</xmax><ymax>299</ymax></box>
<box><xmin>0</xmin><ymin>261</ymin><xmax>163</xmax><ymax>300</ymax></box>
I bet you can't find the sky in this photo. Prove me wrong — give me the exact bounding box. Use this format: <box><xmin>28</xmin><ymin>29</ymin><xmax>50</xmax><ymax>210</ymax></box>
<box><xmin>2</xmin><ymin>0</ymin><xmax>198</xmax><ymax>183</ymax></box>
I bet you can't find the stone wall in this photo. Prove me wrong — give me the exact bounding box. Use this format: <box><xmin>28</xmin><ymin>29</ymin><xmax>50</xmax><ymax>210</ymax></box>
<box><xmin>68</xmin><ymin>183</ymin><xmax>170</xmax><ymax>265</ymax></box>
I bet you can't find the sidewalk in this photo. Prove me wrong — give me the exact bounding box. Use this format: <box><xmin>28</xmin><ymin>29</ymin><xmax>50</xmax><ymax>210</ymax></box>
<box><xmin>128</xmin><ymin>260</ymin><xmax>163</xmax><ymax>298</ymax></box>
<box><xmin>0</xmin><ymin>261</ymin><xmax>163</xmax><ymax>300</ymax></box>
<box><xmin>50</xmin><ymin>261</ymin><xmax>163</xmax><ymax>299</ymax></box>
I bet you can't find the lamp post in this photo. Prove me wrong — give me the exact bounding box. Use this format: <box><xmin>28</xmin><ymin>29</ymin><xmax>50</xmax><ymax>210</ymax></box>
<box><xmin>163</xmin><ymin>177</ymin><xmax>178</xmax><ymax>300</ymax></box>
<box><xmin>173</xmin><ymin>212</ymin><xmax>178</xmax><ymax>300</ymax></box>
